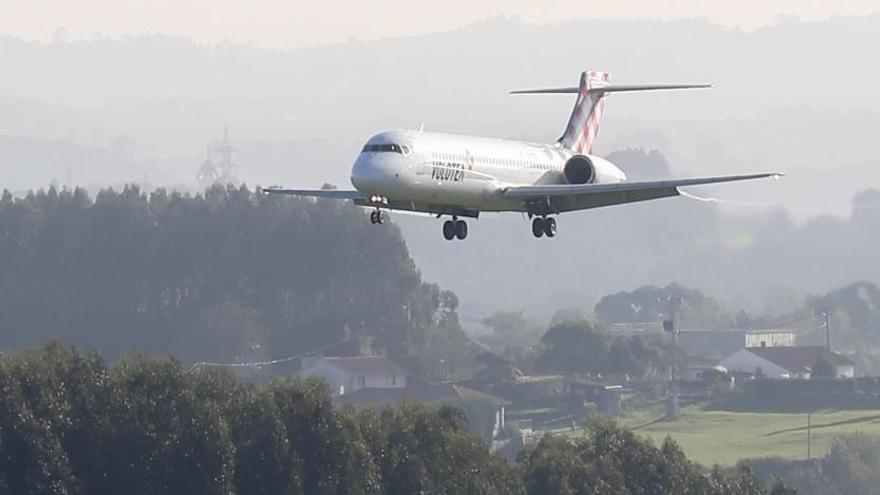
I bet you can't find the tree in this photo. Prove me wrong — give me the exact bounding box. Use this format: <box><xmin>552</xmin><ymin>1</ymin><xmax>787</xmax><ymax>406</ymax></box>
<box><xmin>534</xmin><ymin>320</ymin><xmax>609</xmax><ymax>375</ymax></box>
<box><xmin>0</xmin><ymin>343</ymin><xmax>522</xmax><ymax>495</ymax></box>
<box><xmin>769</xmin><ymin>478</ymin><xmax>800</xmax><ymax>495</ymax></box>
<box><xmin>811</xmin><ymin>355</ymin><xmax>836</xmax><ymax>378</ymax></box>
<box><xmin>533</xmin><ymin>319</ymin><xmax>674</xmax><ymax>379</ymax></box>
<box><xmin>481</xmin><ymin>310</ymin><xmax>542</xmax><ymax>349</ymax></box>
<box><xmin>807</xmin><ymin>282</ymin><xmax>880</xmax><ymax>337</ymax></box>
<box><xmin>737</xmin><ymin>434</ymin><xmax>880</xmax><ymax>494</ymax></box>
<box><xmin>0</xmin><ymin>185</ymin><xmax>474</xmax><ymax>376</ymax></box>
<box><xmin>595</xmin><ymin>283</ymin><xmax>737</xmax><ymax>329</ymax></box>
<box><xmin>604</xmin><ymin>148</ymin><xmax>672</xmax><ymax>181</ymax></box>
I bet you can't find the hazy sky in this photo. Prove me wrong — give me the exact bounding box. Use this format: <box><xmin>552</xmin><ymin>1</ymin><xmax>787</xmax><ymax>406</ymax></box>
<box><xmin>3</xmin><ymin>0</ymin><xmax>880</xmax><ymax>48</ymax></box>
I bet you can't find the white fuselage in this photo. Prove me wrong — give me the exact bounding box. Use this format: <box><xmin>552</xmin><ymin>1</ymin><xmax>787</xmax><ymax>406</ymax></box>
<box><xmin>350</xmin><ymin>129</ymin><xmax>626</xmax><ymax>214</ymax></box>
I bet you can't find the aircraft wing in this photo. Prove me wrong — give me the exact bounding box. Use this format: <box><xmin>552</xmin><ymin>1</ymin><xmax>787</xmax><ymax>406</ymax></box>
<box><xmin>262</xmin><ymin>187</ymin><xmax>365</xmax><ymax>200</ymax></box>
<box><xmin>503</xmin><ymin>173</ymin><xmax>781</xmax><ymax>198</ymax></box>
<box><xmin>502</xmin><ymin>172</ymin><xmax>782</xmax><ymax>212</ymax></box>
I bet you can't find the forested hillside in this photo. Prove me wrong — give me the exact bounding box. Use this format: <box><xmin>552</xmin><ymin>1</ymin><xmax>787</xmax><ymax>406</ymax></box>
<box><xmin>0</xmin><ymin>185</ymin><xmax>471</xmax><ymax>371</ymax></box>
<box><xmin>0</xmin><ymin>344</ymin><xmax>796</xmax><ymax>494</ymax></box>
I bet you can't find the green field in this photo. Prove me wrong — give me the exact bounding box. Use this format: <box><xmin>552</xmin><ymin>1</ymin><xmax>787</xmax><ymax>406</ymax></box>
<box><xmin>613</xmin><ymin>405</ymin><xmax>880</xmax><ymax>466</ymax></box>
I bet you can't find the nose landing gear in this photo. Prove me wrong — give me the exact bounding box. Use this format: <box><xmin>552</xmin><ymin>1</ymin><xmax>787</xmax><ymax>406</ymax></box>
<box><xmin>442</xmin><ymin>217</ymin><xmax>468</xmax><ymax>241</ymax></box>
<box><xmin>368</xmin><ymin>196</ymin><xmax>389</xmax><ymax>225</ymax></box>
<box><xmin>531</xmin><ymin>216</ymin><xmax>557</xmax><ymax>238</ymax></box>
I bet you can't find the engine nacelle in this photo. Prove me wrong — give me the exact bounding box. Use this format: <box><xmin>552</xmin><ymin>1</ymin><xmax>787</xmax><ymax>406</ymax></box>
<box><xmin>563</xmin><ymin>154</ymin><xmax>626</xmax><ymax>185</ymax></box>
<box><xmin>563</xmin><ymin>155</ymin><xmax>595</xmax><ymax>184</ymax></box>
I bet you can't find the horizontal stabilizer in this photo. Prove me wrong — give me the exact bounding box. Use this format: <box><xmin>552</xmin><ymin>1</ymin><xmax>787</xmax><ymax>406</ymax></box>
<box><xmin>596</xmin><ymin>83</ymin><xmax>711</xmax><ymax>93</ymax></box>
<box><xmin>510</xmin><ymin>83</ymin><xmax>711</xmax><ymax>95</ymax></box>
<box><xmin>509</xmin><ymin>86</ymin><xmax>580</xmax><ymax>94</ymax></box>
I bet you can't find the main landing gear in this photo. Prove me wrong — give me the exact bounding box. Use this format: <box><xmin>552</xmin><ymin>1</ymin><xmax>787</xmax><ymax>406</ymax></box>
<box><xmin>531</xmin><ymin>216</ymin><xmax>557</xmax><ymax>238</ymax></box>
<box><xmin>442</xmin><ymin>217</ymin><xmax>468</xmax><ymax>241</ymax></box>
<box><xmin>369</xmin><ymin>210</ymin><xmax>385</xmax><ymax>225</ymax></box>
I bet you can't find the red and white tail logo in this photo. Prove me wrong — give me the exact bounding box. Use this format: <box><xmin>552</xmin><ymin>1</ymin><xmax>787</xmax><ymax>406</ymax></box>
<box><xmin>560</xmin><ymin>70</ymin><xmax>610</xmax><ymax>154</ymax></box>
<box><xmin>513</xmin><ymin>71</ymin><xmax>709</xmax><ymax>153</ymax></box>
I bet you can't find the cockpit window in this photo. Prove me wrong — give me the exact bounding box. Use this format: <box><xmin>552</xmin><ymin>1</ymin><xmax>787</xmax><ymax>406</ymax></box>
<box><xmin>362</xmin><ymin>143</ymin><xmax>404</xmax><ymax>154</ymax></box>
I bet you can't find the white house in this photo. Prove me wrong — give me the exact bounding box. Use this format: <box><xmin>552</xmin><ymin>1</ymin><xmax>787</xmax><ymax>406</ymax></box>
<box><xmin>720</xmin><ymin>346</ymin><xmax>856</xmax><ymax>379</ymax></box>
<box><xmin>299</xmin><ymin>355</ymin><xmax>409</xmax><ymax>395</ymax></box>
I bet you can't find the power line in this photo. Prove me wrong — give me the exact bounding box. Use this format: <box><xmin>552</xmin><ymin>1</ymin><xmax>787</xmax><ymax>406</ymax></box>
<box><xmin>758</xmin><ymin>313</ymin><xmax>817</xmax><ymax>329</ymax></box>
<box><xmin>188</xmin><ymin>299</ymin><xmax>413</xmax><ymax>372</ymax></box>
<box><xmin>188</xmin><ymin>337</ymin><xmax>348</xmax><ymax>372</ymax></box>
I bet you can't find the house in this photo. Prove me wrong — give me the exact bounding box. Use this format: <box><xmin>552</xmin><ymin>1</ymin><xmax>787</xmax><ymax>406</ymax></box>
<box><xmin>566</xmin><ymin>380</ymin><xmax>624</xmax><ymax>415</ymax></box>
<box><xmin>679</xmin><ymin>354</ymin><xmax>726</xmax><ymax>381</ymax></box>
<box><xmin>679</xmin><ymin>328</ymin><xmax>796</xmax><ymax>358</ymax></box>
<box><xmin>336</xmin><ymin>383</ymin><xmax>511</xmax><ymax>409</ymax></box>
<box><xmin>298</xmin><ymin>355</ymin><xmax>409</xmax><ymax>395</ymax></box>
<box><xmin>509</xmin><ymin>374</ymin><xmax>565</xmax><ymax>401</ymax></box>
<box><xmin>479</xmin><ymin>374</ymin><xmax>565</xmax><ymax>405</ymax></box>
<box><xmin>720</xmin><ymin>346</ymin><xmax>856</xmax><ymax>379</ymax></box>
<box><xmin>743</xmin><ymin>330</ymin><xmax>797</xmax><ymax>349</ymax></box>
<box><xmin>336</xmin><ymin>384</ymin><xmax>512</xmax><ymax>448</ymax></box>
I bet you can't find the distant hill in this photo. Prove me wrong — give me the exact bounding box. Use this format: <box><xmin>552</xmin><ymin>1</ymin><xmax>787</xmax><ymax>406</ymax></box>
<box><xmin>1</xmin><ymin>16</ymin><xmax>879</xmax><ymax>206</ymax></box>
<box><xmin>2</xmin><ymin>17</ymin><xmax>879</xmax><ymax>320</ymax></box>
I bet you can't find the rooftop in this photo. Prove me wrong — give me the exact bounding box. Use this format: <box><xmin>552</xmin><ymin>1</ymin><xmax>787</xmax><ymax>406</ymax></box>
<box><xmin>337</xmin><ymin>384</ymin><xmax>511</xmax><ymax>408</ymax></box>
<box><xmin>681</xmin><ymin>328</ymin><xmax>796</xmax><ymax>335</ymax></box>
<box><xmin>746</xmin><ymin>346</ymin><xmax>855</xmax><ymax>373</ymax></box>
<box><xmin>315</xmin><ymin>356</ymin><xmax>409</xmax><ymax>377</ymax></box>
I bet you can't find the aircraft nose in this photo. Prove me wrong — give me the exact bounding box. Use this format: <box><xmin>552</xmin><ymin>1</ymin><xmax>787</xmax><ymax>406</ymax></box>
<box><xmin>350</xmin><ymin>154</ymin><xmax>401</xmax><ymax>193</ymax></box>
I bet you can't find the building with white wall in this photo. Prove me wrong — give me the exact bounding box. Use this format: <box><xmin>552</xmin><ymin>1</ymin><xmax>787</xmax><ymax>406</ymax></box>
<box><xmin>679</xmin><ymin>328</ymin><xmax>796</xmax><ymax>358</ymax></box>
<box><xmin>720</xmin><ymin>346</ymin><xmax>855</xmax><ymax>379</ymax></box>
<box><xmin>299</xmin><ymin>355</ymin><xmax>409</xmax><ymax>395</ymax></box>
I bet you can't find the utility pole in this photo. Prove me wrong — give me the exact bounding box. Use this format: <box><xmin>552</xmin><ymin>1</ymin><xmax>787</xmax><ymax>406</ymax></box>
<box><xmin>806</xmin><ymin>413</ymin><xmax>812</xmax><ymax>459</ymax></box>
<box><xmin>824</xmin><ymin>310</ymin><xmax>831</xmax><ymax>351</ymax></box>
<box><xmin>663</xmin><ymin>296</ymin><xmax>682</xmax><ymax>420</ymax></box>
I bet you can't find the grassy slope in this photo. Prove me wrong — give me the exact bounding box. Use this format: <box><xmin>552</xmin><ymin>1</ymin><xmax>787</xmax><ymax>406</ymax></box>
<box><xmin>615</xmin><ymin>405</ymin><xmax>880</xmax><ymax>466</ymax></box>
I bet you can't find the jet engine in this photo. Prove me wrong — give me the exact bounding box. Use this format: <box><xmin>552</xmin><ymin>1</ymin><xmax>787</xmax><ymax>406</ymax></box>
<box><xmin>563</xmin><ymin>155</ymin><xmax>595</xmax><ymax>184</ymax></box>
<box><xmin>563</xmin><ymin>154</ymin><xmax>626</xmax><ymax>184</ymax></box>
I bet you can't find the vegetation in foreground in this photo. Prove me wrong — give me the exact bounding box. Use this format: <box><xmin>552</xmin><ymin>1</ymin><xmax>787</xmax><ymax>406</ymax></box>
<box><xmin>740</xmin><ymin>434</ymin><xmax>880</xmax><ymax>495</ymax></box>
<box><xmin>0</xmin><ymin>343</ymin><xmax>798</xmax><ymax>495</ymax></box>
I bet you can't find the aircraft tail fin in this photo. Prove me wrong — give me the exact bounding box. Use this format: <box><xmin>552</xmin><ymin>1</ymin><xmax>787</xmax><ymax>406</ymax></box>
<box><xmin>511</xmin><ymin>71</ymin><xmax>710</xmax><ymax>154</ymax></box>
<box><xmin>561</xmin><ymin>70</ymin><xmax>610</xmax><ymax>154</ymax></box>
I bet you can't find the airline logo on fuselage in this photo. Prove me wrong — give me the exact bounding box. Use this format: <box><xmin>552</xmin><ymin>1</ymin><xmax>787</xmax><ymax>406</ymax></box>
<box><xmin>431</xmin><ymin>161</ymin><xmax>467</xmax><ymax>182</ymax></box>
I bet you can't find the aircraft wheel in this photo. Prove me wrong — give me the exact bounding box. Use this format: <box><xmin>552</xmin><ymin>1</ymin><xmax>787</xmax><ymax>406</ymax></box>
<box><xmin>532</xmin><ymin>217</ymin><xmax>545</xmax><ymax>238</ymax></box>
<box><xmin>544</xmin><ymin>217</ymin><xmax>557</xmax><ymax>238</ymax></box>
<box><xmin>370</xmin><ymin>211</ymin><xmax>378</xmax><ymax>224</ymax></box>
<box><xmin>443</xmin><ymin>220</ymin><xmax>456</xmax><ymax>240</ymax></box>
<box><xmin>455</xmin><ymin>220</ymin><xmax>468</xmax><ymax>240</ymax></box>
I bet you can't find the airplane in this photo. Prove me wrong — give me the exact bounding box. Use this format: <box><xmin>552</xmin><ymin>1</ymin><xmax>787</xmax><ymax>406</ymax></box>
<box><xmin>264</xmin><ymin>70</ymin><xmax>782</xmax><ymax>240</ymax></box>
